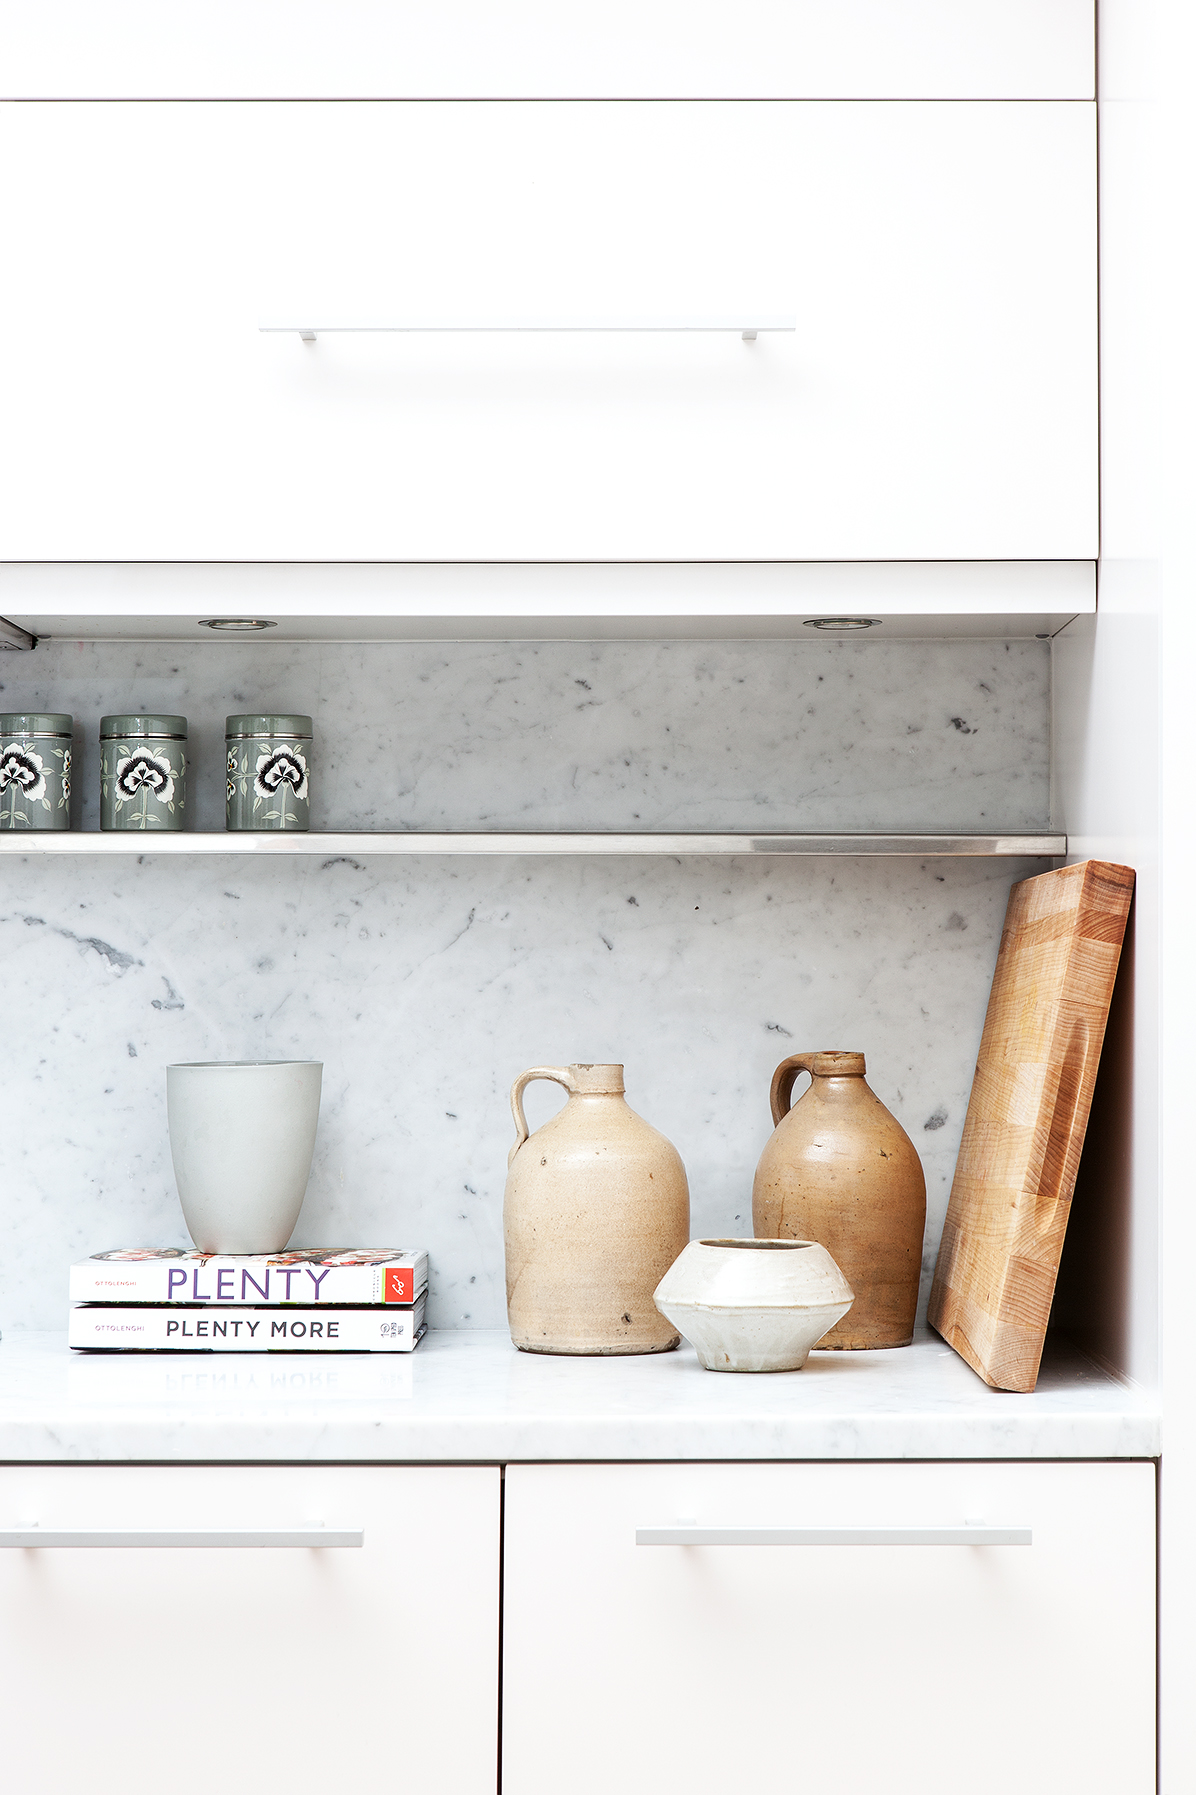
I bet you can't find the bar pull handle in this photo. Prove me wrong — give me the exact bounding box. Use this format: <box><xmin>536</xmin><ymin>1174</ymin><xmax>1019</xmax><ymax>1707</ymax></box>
<box><xmin>260</xmin><ymin>318</ymin><xmax>797</xmax><ymax>341</ymax></box>
<box><xmin>635</xmin><ymin>1526</ymin><xmax>1032</xmax><ymax>1546</ymax></box>
<box><xmin>0</xmin><ymin>1527</ymin><xmax>364</xmax><ymax>1548</ymax></box>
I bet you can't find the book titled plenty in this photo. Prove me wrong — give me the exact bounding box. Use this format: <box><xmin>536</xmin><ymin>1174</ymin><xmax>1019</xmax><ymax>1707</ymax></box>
<box><xmin>69</xmin><ymin>1294</ymin><xmax>427</xmax><ymax>1353</ymax></box>
<box><xmin>69</xmin><ymin>1248</ymin><xmax>429</xmax><ymax>1307</ymax></box>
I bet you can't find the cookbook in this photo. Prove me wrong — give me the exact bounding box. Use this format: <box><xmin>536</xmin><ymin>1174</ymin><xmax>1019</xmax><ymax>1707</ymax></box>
<box><xmin>69</xmin><ymin>1294</ymin><xmax>427</xmax><ymax>1353</ymax></box>
<box><xmin>69</xmin><ymin>1248</ymin><xmax>428</xmax><ymax>1307</ymax></box>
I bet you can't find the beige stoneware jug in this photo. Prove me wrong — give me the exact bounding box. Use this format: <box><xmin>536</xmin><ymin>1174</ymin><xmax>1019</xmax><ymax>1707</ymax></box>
<box><xmin>752</xmin><ymin>1051</ymin><xmax>926</xmax><ymax>1349</ymax></box>
<box><xmin>504</xmin><ymin>1063</ymin><xmax>690</xmax><ymax>1355</ymax></box>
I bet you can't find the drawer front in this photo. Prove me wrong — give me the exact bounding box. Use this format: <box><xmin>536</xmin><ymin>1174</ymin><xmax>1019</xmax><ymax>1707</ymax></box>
<box><xmin>503</xmin><ymin>1461</ymin><xmax>1155</xmax><ymax>1795</ymax></box>
<box><xmin>0</xmin><ymin>1465</ymin><xmax>499</xmax><ymax>1795</ymax></box>
<box><xmin>0</xmin><ymin>100</ymin><xmax>1095</xmax><ymax>563</ymax></box>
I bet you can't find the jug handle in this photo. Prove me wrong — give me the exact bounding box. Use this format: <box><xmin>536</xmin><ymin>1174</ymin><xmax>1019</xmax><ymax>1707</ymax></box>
<box><xmin>770</xmin><ymin>1053</ymin><xmax>820</xmax><ymax>1126</ymax></box>
<box><xmin>509</xmin><ymin>1067</ymin><xmax>579</xmax><ymax>1168</ymax></box>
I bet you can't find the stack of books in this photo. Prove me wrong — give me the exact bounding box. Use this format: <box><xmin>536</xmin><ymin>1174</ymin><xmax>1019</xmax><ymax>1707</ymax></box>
<box><xmin>68</xmin><ymin>1248</ymin><xmax>429</xmax><ymax>1352</ymax></box>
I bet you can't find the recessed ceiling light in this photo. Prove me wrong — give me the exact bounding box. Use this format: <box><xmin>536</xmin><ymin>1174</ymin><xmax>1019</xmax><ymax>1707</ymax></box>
<box><xmin>198</xmin><ymin>618</ymin><xmax>278</xmax><ymax>632</ymax></box>
<box><xmin>802</xmin><ymin>617</ymin><xmax>881</xmax><ymax>632</ymax></box>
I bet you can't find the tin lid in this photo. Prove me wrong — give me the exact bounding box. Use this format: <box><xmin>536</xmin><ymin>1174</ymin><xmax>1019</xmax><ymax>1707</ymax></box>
<box><xmin>0</xmin><ymin>712</ymin><xmax>73</xmax><ymax>735</ymax></box>
<box><xmin>225</xmin><ymin>714</ymin><xmax>313</xmax><ymax>738</ymax></box>
<box><xmin>100</xmin><ymin>714</ymin><xmax>188</xmax><ymax>740</ymax></box>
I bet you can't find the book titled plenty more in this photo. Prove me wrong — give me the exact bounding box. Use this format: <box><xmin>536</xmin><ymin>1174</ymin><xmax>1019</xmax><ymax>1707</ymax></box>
<box><xmin>68</xmin><ymin>1295</ymin><xmax>427</xmax><ymax>1353</ymax></box>
<box><xmin>69</xmin><ymin>1248</ymin><xmax>429</xmax><ymax>1307</ymax></box>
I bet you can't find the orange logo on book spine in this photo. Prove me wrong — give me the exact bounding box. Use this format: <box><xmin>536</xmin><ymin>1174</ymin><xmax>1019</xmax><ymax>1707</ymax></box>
<box><xmin>384</xmin><ymin>1268</ymin><xmax>413</xmax><ymax>1304</ymax></box>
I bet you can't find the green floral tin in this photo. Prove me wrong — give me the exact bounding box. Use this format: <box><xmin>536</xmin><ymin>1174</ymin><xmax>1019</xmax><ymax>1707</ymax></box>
<box><xmin>100</xmin><ymin>714</ymin><xmax>187</xmax><ymax>831</ymax></box>
<box><xmin>225</xmin><ymin>714</ymin><xmax>312</xmax><ymax>832</ymax></box>
<box><xmin>0</xmin><ymin>713</ymin><xmax>73</xmax><ymax>830</ymax></box>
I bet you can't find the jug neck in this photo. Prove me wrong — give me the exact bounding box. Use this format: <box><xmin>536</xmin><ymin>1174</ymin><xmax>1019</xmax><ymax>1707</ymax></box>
<box><xmin>770</xmin><ymin>1050</ymin><xmax>867</xmax><ymax>1127</ymax></box>
<box><xmin>567</xmin><ymin>1063</ymin><xmax>626</xmax><ymax>1096</ymax></box>
<box><xmin>807</xmin><ymin>1052</ymin><xmax>866</xmax><ymax>1079</ymax></box>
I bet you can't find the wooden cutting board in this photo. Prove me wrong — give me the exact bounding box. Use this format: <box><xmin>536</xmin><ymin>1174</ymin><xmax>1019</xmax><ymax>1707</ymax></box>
<box><xmin>928</xmin><ymin>859</ymin><xmax>1134</xmax><ymax>1392</ymax></box>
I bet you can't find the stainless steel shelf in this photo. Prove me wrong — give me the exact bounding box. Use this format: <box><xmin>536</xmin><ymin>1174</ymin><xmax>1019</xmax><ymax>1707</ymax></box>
<box><xmin>0</xmin><ymin>832</ymin><xmax>1065</xmax><ymax>858</ymax></box>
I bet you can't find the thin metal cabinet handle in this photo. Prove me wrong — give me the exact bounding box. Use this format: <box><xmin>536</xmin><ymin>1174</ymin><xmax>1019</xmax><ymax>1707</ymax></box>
<box><xmin>0</xmin><ymin>1528</ymin><xmax>364</xmax><ymax>1549</ymax></box>
<box><xmin>635</xmin><ymin>1527</ymin><xmax>1032</xmax><ymax>1547</ymax></box>
<box><xmin>260</xmin><ymin>319</ymin><xmax>798</xmax><ymax>342</ymax></box>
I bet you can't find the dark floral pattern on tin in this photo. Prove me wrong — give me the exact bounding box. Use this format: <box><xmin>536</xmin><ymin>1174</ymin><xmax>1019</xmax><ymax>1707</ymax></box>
<box><xmin>254</xmin><ymin>744</ymin><xmax>308</xmax><ymax>802</ymax></box>
<box><xmin>115</xmin><ymin>747</ymin><xmax>176</xmax><ymax>804</ymax></box>
<box><xmin>0</xmin><ymin>743</ymin><xmax>46</xmax><ymax>802</ymax></box>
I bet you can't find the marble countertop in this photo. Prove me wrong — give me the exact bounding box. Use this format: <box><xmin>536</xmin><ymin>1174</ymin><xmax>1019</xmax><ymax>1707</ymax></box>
<box><xmin>0</xmin><ymin>1328</ymin><xmax>1159</xmax><ymax>1462</ymax></box>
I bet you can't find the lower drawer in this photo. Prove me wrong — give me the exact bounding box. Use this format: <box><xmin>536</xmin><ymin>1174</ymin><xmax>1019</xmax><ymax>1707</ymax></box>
<box><xmin>503</xmin><ymin>1460</ymin><xmax>1155</xmax><ymax>1795</ymax></box>
<box><xmin>0</xmin><ymin>1465</ymin><xmax>500</xmax><ymax>1795</ymax></box>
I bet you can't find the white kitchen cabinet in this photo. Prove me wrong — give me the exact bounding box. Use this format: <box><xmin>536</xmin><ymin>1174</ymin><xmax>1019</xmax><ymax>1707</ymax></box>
<box><xmin>0</xmin><ymin>556</ymin><xmax>1095</xmax><ymax>641</ymax></box>
<box><xmin>0</xmin><ymin>1</ymin><xmax>1095</xmax><ymax>101</ymax></box>
<box><xmin>502</xmin><ymin>1460</ymin><xmax>1155</xmax><ymax>1795</ymax></box>
<box><xmin>0</xmin><ymin>100</ymin><xmax>1095</xmax><ymax>563</ymax></box>
<box><xmin>0</xmin><ymin>1464</ymin><xmax>500</xmax><ymax>1795</ymax></box>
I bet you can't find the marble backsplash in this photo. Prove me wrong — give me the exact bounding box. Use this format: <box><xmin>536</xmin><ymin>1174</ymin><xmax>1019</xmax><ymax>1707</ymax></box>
<box><xmin>1</xmin><ymin>635</ymin><xmax>1049</xmax><ymax>832</ymax></box>
<box><xmin>0</xmin><ymin>636</ymin><xmax>1050</xmax><ymax>1332</ymax></box>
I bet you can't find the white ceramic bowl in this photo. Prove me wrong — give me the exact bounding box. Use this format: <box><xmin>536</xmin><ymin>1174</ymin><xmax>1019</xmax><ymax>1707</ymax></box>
<box><xmin>653</xmin><ymin>1237</ymin><xmax>854</xmax><ymax>1372</ymax></box>
<box><xmin>167</xmin><ymin>1060</ymin><xmax>322</xmax><ymax>1253</ymax></box>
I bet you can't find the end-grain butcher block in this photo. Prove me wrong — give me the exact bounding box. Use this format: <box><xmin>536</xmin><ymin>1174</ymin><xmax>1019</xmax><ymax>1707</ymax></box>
<box><xmin>928</xmin><ymin>859</ymin><xmax>1134</xmax><ymax>1392</ymax></box>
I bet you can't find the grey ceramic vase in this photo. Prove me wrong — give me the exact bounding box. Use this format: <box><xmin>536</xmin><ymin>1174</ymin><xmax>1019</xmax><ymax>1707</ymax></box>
<box><xmin>226</xmin><ymin>714</ymin><xmax>312</xmax><ymax>831</ymax></box>
<box><xmin>0</xmin><ymin>713</ymin><xmax>73</xmax><ymax>830</ymax></box>
<box><xmin>100</xmin><ymin>714</ymin><xmax>187</xmax><ymax>831</ymax></box>
<box><xmin>167</xmin><ymin>1061</ymin><xmax>323</xmax><ymax>1253</ymax></box>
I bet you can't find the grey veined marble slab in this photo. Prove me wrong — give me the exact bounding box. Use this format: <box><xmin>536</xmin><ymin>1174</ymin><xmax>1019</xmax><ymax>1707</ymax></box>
<box><xmin>2</xmin><ymin>851</ymin><xmax>1044</xmax><ymax>1332</ymax></box>
<box><xmin>0</xmin><ymin>1331</ymin><xmax>1159</xmax><ymax>1463</ymax></box>
<box><xmin>0</xmin><ymin>635</ymin><xmax>1054</xmax><ymax>1333</ymax></box>
<box><xmin>1</xmin><ymin>635</ymin><xmax>1049</xmax><ymax>833</ymax></box>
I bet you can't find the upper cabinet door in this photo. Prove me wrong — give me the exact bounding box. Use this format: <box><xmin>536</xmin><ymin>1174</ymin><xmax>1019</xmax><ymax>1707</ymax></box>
<box><xmin>0</xmin><ymin>100</ymin><xmax>1095</xmax><ymax>562</ymax></box>
<box><xmin>0</xmin><ymin>2</ymin><xmax>1095</xmax><ymax>100</ymax></box>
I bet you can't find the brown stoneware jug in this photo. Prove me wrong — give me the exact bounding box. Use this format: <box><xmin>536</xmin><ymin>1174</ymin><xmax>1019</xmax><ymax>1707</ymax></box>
<box><xmin>504</xmin><ymin>1063</ymin><xmax>690</xmax><ymax>1355</ymax></box>
<box><xmin>752</xmin><ymin>1051</ymin><xmax>925</xmax><ymax>1348</ymax></box>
